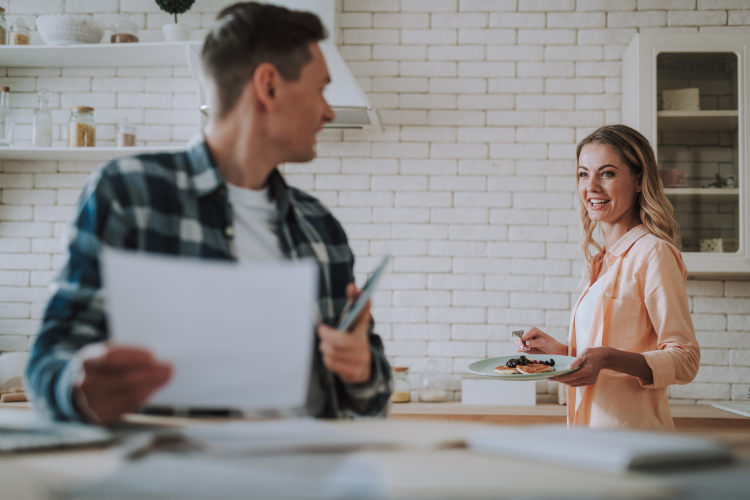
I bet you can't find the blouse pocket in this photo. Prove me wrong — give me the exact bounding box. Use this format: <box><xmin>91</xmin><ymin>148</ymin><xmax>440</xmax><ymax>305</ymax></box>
<box><xmin>604</xmin><ymin>298</ymin><xmax>642</xmax><ymax>349</ymax></box>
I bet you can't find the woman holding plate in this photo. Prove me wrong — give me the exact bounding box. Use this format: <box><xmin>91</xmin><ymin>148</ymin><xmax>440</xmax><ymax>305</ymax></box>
<box><xmin>515</xmin><ymin>124</ymin><xmax>700</xmax><ymax>430</ymax></box>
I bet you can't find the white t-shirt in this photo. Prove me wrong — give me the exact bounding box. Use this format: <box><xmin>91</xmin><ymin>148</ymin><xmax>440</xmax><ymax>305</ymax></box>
<box><xmin>226</xmin><ymin>183</ymin><xmax>283</xmax><ymax>262</ymax></box>
<box><xmin>573</xmin><ymin>273</ymin><xmax>605</xmax><ymax>410</ymax></box>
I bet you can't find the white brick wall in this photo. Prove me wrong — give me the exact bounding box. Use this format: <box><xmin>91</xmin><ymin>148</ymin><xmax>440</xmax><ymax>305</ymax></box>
<box><xmin>1</xmin><ymin>0</ymin><xmax>749</xmax><ymax>404</ymax></box>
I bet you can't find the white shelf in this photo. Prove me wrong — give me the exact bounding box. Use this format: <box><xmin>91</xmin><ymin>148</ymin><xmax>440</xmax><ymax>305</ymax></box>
<box><xmin>0</xmin><ymin>42</ymin><xmax>201</xmax><ymax>67</ymax></box>
<box><xmin>664</xmin><ymin>188</ymin><xmax>739</xmax><ymax>195</ymax></box>
<box><xmin>665</xmin><ymin>188</ymin><xmax>739</xmax><ymax>204</ymax></box>
<box><xmin>0</xmin><ymin>146</ymin><xmax>184</xmax><ymax>162</ymax></box>
<box><xmin>657</xmin><ymin>110</ymin><xmax>738</xmax><ymax>131</ymax></box>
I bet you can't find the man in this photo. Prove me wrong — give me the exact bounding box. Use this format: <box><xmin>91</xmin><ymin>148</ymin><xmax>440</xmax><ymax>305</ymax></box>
<box><xmin>27</xmin><ymin>2</ymin><xmax>392</xmax><ymax>425</ymax></box>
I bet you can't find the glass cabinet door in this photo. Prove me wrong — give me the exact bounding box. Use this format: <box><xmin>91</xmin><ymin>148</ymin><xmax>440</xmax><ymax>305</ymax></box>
<box><xmin>656</xmin><ymin>52</ymin><xmax>740</xmax><ymax>254</ymax></box>
<box><xmin>622</xmin><ymin>33</ymin><xmax>750</xmax><ymax>274</ymax></box>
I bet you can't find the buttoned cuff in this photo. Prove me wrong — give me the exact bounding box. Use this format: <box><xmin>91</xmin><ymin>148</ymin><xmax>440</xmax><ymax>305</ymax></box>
<box><xmin>638</xmin><ymin>350</ymin><xmax>676</xmax><ymax>390</ymax></box>
<box><xmin>344</xmin><ymin>350</ymin><xmax>386</xmax><ymax>401</ymax></box>
<box><xmin>342</xmin><ymin>348</ymin><xmax>392</xmax><ymax>418</ymax></box>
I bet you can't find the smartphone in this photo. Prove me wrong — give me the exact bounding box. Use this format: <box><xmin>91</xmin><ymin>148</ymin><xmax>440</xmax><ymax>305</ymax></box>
<box><xmin>337</xmin><ymin>255</ymin><xmax>390</xmax><ymax>332</ymax></box>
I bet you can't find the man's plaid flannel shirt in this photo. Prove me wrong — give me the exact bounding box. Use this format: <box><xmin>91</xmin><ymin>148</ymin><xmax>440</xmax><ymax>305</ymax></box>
<box><xmin>27</xmin><ymin>136</ymin><xmax>392</xmax><ymax>421</ymax></box>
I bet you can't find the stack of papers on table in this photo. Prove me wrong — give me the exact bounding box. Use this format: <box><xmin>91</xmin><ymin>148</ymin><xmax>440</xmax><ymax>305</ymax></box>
<box><xmin>181</xmin><ymin>418</ymin><xmax>393</xmax><ymax>455</ymax></box>
<box><xmin>467</xmin><ymin>425</ymin><xmax>732</xmax><ymax>473</ymax></box>
<box><xmin>711</xmin><ymin>402</ymin><xmax>750</xmax><ymax>418</ymax></box>
<box><xmin>0</xmin><ymin>409</ymin><xmax>113</xmax><ymax>453</ymax></box>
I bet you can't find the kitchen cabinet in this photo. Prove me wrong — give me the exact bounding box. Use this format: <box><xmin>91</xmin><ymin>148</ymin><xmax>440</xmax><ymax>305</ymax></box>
<box><xmin>622</xmin><ymin>33</ymin><xmax>750</xmax><ymax>275</ymax></box>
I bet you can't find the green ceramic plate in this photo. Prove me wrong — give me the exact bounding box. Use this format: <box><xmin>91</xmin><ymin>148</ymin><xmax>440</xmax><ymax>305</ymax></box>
<box><xmin>468</xmin><ymin>355</ymin><xmax>581</xmax><ymax>381</ymax></box>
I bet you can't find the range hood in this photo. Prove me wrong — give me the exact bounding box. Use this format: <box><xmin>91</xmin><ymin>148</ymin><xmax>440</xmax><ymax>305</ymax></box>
<box><xmin>269</xmin><ymin>0</ymin><xmax>373</xmax><ymax>128</ymax></box>
<box><xmin>193</xmin><ymin>0</ymin><xmax>373</xmax><ymax>129</ymax></box>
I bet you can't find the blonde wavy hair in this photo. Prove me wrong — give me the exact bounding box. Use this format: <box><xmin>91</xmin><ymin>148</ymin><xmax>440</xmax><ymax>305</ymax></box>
<box><xmin>576</xmin><ymin>125</ymin><xmax>678</xmax><ymax>279</ymax></box>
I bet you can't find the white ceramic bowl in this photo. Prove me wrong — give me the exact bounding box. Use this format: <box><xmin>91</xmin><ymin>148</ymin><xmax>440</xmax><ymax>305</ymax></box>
<box><xmin>36</xmin><ymin>14</ymin><xmax>105</xmax><ymax>45</ymax></box>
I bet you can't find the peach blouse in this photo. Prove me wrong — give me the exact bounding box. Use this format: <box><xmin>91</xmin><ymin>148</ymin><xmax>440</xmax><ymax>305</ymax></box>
<box><xmin>567</xmin><ymin>225</ymin><xmax>700</xmax><ymax>430</ymax></box>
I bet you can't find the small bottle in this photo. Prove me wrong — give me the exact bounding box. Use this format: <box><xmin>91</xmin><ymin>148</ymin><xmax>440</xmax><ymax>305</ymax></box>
<box><xmin>8</xmin><ymin>18</ymin><xmax>30</xmax><ymax>45</ymax></box>
<box><xmin>32</xmin><ymin>90</ymin><xmax>52</xmax><ymax>148</ymax></box>
<box><xmin>418</xmin><ymin>358</ymin><xmax>447</xmax><ymax>402</ymax></box>
<box><xmin>68</xmin><ymin>107</ymin><xmax>96</xmax><ymax>148</ymax></box>
<box><xmin>116</xmin><ymin>120</ymin><xmax>136</xmax><ymax>147</ymax></box>
<box><xmin>391</xmin><ymin>367</ymin><xmax>411</xmax><ymax>403</ymax></box>
<box><xmin>0</xmin><ymin>8</ymin><xmax>7</xmax><ymax>46</ymax></box>
<box><xmin>0</xmin><ymin>86</ymin><xmax>14</xmax><ymax>147</ymax></box>
<box><xmin>111</xmin><ymin>13</ymin><xmax>139</xmax><ymax>43</ymax></box>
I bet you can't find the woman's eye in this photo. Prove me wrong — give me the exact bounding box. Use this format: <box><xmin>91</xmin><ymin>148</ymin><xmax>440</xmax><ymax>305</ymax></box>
<box><xmin>578</xmin><ymin>172</ymin><xmax>587</xmax><ymax>178</ymax></box>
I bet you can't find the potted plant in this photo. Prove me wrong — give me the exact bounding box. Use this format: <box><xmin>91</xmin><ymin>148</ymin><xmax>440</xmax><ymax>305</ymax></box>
<box><xmin>156</xmin><ymin>0</ymin><xmax>195</xmax><ymax>42</ymax></box>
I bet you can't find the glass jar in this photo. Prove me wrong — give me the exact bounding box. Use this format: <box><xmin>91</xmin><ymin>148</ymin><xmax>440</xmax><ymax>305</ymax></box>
<box><xmin>0</xmin><ymin>86</ymin><xmax>14</xmax><ymax>147</ymax></box>
<box><xmin>111</xmin><ymin>13</ymin><xmax>139</xmax><ymax>43</ymax></box>
<box><xmin>116</xmin><ymin>120</ymin><xmax>136</xmax><ymax>147</ymax></box>
<box><xmin>8</xmin><ymin>18</ymin><xmax>29</xmax><ymax>45</ymax></box>
<box><xmin>418</xmin><ymin>359</ymin><xmax>447</xmax><ymax>402</ymax></box>
<box><xmin>32</xmin><ymin>89</ymin><xmax>51</xmax><ymax>148</ymax></box>
<box><xmin>0</xmin><ymin>8</ymin><xmax>7</xmax><ymax>46</ymax></box>
<box><xmin>391</xmin><ymin>367</ymin><xmax>411</xmax><ymax>403</ymax></box>
<box><xmin>68</xmin><ymin>107</ymin><xmax>96</xmax><ymax>147</ymax></box>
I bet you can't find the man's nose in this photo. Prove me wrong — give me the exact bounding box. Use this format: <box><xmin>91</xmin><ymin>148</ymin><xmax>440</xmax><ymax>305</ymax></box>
<box><xmin>323</xmin><ymin>98</ymin><xmax>335</xmax><ymax>124</ymax></box>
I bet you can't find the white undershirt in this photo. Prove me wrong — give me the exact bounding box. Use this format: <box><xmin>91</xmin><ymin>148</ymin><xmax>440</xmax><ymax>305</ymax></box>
<box><xmin>573</xmin><ymin>273</ymin><xmax>605</xmax><ymax>411</ymax></box>
<box><xmin>226</xmin><ymin>183</ymin><xmax>283</xmax><ymax>262</ymax></box>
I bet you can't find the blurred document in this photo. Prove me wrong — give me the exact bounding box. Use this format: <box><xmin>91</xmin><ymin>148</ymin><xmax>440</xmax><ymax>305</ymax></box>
<box><xmin>468</xmin><ymin>425</ymin><xmax>731</xmax><ymax>473</ymax></box>
<box><xmin>101</xmin><ymin>248</ymin><xmax>318</xmax><ymax>412</ymax></box>
<box><xmin>183</xmin><ymin>418</ymin><xmax>392</xmax><ymax>456</ymax></box>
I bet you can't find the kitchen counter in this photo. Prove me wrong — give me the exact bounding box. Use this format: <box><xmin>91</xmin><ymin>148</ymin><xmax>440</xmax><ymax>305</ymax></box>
<box><xmin>389</xmin><ymin>402</ymin><xmax>750</xmax><ymax>432</ymax></box>
<box><xmin>4</xmin><ymin>401</ymin><xmax>749</xmax><ymax>431</ymax></box>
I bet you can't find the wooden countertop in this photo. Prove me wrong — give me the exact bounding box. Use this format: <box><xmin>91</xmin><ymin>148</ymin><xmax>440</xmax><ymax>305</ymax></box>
<box><xmin>390</xmin><ymin>402</ymin><xmax>750</xmax><ymax>432</ymax></box>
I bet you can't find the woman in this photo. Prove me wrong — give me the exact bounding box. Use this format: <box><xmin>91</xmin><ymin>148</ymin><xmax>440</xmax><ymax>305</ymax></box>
<box><xmin>516</xmin><ymin>124</ymin><xmax>700</xmax><ymax>430</ymax></box>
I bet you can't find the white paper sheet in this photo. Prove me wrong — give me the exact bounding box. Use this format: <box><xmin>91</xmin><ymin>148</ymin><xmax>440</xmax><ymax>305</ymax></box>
<box><xmin>182</xmin><ymin>418</ymin><xmax>393</xmax><ymax>456</ymax></box>
<box><xmin>467</xmin><ymin>425</ymin><xmax>731</xmax><ymax>473</ymax></box>
<box><xmin>101</xmin><ymin>248</ymin><xmax>318</xmax><ymax>412</ymax></box>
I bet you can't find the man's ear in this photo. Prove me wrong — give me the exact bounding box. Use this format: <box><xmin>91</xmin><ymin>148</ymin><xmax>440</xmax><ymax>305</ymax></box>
<box><xmin>252</xmin><ymin>63</ymin><xmax>278</xmax><ymax>112</ymax></box>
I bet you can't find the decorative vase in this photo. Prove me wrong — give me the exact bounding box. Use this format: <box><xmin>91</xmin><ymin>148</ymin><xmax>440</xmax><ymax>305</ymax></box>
<box><xmin>162</xmin><ymin>22</ymin><xmax>190</xmax><ymax>42</ymax></box>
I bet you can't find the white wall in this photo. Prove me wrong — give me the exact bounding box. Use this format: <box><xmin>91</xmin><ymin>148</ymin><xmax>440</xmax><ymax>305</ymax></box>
<box><xmin>1</xmin><ymin>0</ymin><xmax>749</xmax><ymax>404</ymax></box>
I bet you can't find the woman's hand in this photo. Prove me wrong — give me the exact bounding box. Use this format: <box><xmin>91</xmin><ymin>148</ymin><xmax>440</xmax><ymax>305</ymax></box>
<box><xmin>551</xmin><ymin>347</ymin><xmax>610</xmax><ymax>387</ymax></box>
<box><xmin>515</xmin><ymin>327</ymin><xmax>567</xmax><ymax>355</ymax></box>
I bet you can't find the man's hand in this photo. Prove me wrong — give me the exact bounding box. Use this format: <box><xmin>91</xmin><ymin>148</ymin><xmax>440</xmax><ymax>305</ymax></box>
<box><xmin>73</xmin><ymin>344</ymin><xmax>172</xmax><ymax>426</ymax></box>
<box><xmin>317</xmin><ymin>283</ymin><xmax>372</xmax><ymax>385</ymax></box>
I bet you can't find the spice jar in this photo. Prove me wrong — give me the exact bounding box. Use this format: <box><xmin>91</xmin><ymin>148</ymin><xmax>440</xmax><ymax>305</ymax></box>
<box><xmin>8</xmin><ymin>18</ymin><xmax>30</xmax><ymax>45</ymax></box>
<box><xmin>391</xmin><ymin>367</ymin><xmax>411</xmax><ymax>403</ymax></box>
<box><xmin>0</xmin><ymin>8</ymin><xmax>7</xmax><ymax>45</ymax></box>
<box><xmin>68</xmin><ymin>107</ymin><xmax>96</xmax><ymax>147</ymax></box>
<box><xmin>111</xmin><ymin>14</ymin><xmax>139</xmax><ymax>43</ymax></box>
<box><xmin>0</xmin><ymin>86</ymin><xmax>14</xmax><ymax>147</ymax></box>
<box><xmin>116</xmin><ymin>121</ymin><xmax>136</xmax><ymax>147</ymax></box>
<box><xmin>418</xmin><ymin>359</ymin><xmax>447</xmax><ymax>402</ymax></box>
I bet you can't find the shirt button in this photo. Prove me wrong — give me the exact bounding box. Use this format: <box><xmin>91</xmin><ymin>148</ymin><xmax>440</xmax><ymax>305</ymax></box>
<box><xmin>605</xmin><ymin>292</ymin><xmax>611</xmax><ymax>298</ymax></box>
<box><xmin>225</xmin><ymin>226</ymin><xmax>234</xmax><ymax>237</ymax></box>
<box><xmin>609</xmin><ymin>253</ymin><xmax>614</xmax><ymax>258</ymax></box>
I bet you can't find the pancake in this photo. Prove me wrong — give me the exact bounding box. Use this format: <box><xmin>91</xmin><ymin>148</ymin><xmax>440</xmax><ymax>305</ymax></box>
<box><xmin>516</xmin><ymin>363</ymin><xmax>554</xmax><ymax>375</ymax></box>
<box><xmin>494</xmin><ymin>365</ymin><xmax>519</xmax><ymax>374</ymax></box>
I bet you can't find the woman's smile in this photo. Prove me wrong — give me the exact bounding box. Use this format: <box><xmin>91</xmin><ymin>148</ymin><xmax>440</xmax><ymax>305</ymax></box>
<box><xmin>588</xmin><ymin>197</ymin><xmax>610</xmax><ymax>210</ymax></box>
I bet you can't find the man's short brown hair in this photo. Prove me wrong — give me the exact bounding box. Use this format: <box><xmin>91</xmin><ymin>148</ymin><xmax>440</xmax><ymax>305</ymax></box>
<box><xmin>201</xmin><ymin>2</ymin><xmax>327</xmax><ymax>118</ymax></box>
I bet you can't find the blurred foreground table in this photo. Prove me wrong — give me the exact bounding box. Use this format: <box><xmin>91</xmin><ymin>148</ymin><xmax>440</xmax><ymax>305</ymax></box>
<box><xmin>1</xmin><ymin>412</ymin><xmax>749</xmax><ymax>500</ymax></box>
